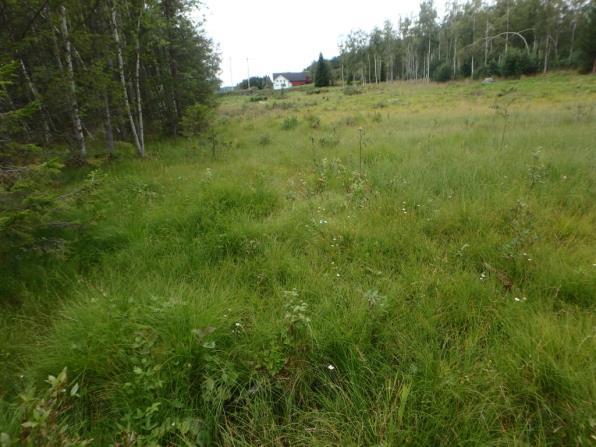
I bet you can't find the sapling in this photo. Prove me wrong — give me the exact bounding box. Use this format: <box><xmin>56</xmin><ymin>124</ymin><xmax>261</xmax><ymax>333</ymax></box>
<box><xmin>527</xmin><ymin>148</ymin><xmax>547</xmax><ymax>188</ymax></box>
<box><xmin>490</xmin><ymin>95</ymin><xmax>515</xmax><ymax>150</ymax></box>
<box><xmin>358</xmin><ymin>127</ymin><xmax>365</xmax><ymax>174</ymax></box>
<box><xmin>210</xmin><ymin>128</ymin><xmax>217</xmax><ymax>159</ymax></box>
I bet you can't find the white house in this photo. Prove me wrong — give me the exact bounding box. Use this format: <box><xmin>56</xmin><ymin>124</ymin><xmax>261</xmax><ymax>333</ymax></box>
<box><xmin>272</xmin><ymin>72</ymin><xmax>312</xmax><ymax>90</ymax></box>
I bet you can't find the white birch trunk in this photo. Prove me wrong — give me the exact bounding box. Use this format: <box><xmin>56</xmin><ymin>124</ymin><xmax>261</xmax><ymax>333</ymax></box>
<box><xmin>484</xmin><ymin>16</ymin><xmax>489</xmax><ymax>65</ymax></box>
<box><xmin>427</xmin><ymin>37</ymin><xmax>431</xmax><ymax>81</ymax></box>
<box><xmin>505</xmin><ymin>4</ymin><xmax>509</xmax><ymax>54</ymax></box>
<box><xmin>472</xmin><ymin>14</ymin><xmax>476</xmax><ymax>79</ymax></box>
<box><xmin>111</xmin><ymin>6</ymin><xmax>143</xmax><ymax>156</ymax></box>
<box><xmin>135</xmin><ymin>4</ymin><xmax>145</xmax><ymax>156</ymax></box>
<box><xmin>60</xmin><ymin>6</ymin><xmax>86</xmax><ymax>160</ymax></box>
<box><xmin>374</xmin><ymin>54</ymin><xmax>378</xmax><ymax>84</ymax></box>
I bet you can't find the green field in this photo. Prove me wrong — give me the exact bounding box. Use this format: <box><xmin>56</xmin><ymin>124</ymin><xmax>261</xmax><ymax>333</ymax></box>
<box><xmin>1</xmin><ymin>73</ymin><xmax>595</xmax><ymax>445</ymax></box>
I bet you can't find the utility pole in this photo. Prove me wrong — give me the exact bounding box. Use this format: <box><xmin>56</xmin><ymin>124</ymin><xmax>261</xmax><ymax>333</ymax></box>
<box><xmin>229</xmin><ymin>57</ymin><xmax>233</xmax><ymax>87</ymax></box>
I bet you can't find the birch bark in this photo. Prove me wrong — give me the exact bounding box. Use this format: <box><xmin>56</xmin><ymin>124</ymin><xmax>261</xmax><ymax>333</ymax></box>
<box><xmin>135</xmin><ymin>4</ymin><xmax>145</xmax><ymax>155</ymax></box>
<box><xmin>111</xmin><ymin>6</ymin><xmax>143</xmax><ymax>156</ymax></box>
<box><xmin>60</xmin><ymin>6</ymin><xmax>86</xmax><ymax>160</ymax></box>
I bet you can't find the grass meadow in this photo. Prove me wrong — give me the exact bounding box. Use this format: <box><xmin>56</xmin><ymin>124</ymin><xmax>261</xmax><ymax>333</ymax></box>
<box><xmin>1</xmin><ymin>73</ymin><xmax>595</xmax><ymax>445</ymax></box>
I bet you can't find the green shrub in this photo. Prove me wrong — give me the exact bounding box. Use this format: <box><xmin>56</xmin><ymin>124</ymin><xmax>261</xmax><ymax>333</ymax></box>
<box><xmin>318</xmin><ymin>133</ymin><xmax>340</xmax><ymax>147</ymax></box>
<box><xmin>13</xmin><ymin>368</ymin><xmax>91</xmax><ymax>446</ymax></box>
<box><xmin>270</xmin><ymin>101</ymin><xmax>297</xmax><ymax>111</ymax></box>
<box><xmin>432</xmin><ymin>63</ymin><xmax>452</xmax><ymax>82</ymax></box>
<box><xmin>259</xmin><ymin>134</ymin><xmax>272</xmax><ymax>146</ymax></box>
<box><xmin>343</xmin><ymin>86</ymin><xmax>363</xmax><ymax>96</ymax></box>
<box><xmin>305</xmin><ymin>113</ymin><xmax>321</xmax><ymax>129</ymax></box>
<box><xmin>181</xmin><ymin>103</ymin><xmax>216</xmax><ymax>137</ymax></box>
<box><xmin>0</xmin><ymin>63</ymin><xmax>86</xmax><ymax>299</ymax></box>
<box><xmin>477</xmin><ymin>60</ymin><xmax>501</xmax><ymax>78</ymax></box>
<box><xmin>342</xmin><ymin>114</ymin><xmax>364</xmax><ymax>127</ymax></box>
<box><xmin>281</xmin><ymin>116</ymin><xmax>299</xmax><ymax>130</ymax></box>
<box><xmin>306</xmin><ymin>88</ymin><xmax>328</xmax><ymax>95</ymax></box>
<box><xmin>249</xmin><ymin>95</ymin><xmax>268</xmax><ymax>102</ymax></box>
<box><xmin>501</xmin><ymin>49</ymin><xmax>539</xmax><ymax>78</ymax></box>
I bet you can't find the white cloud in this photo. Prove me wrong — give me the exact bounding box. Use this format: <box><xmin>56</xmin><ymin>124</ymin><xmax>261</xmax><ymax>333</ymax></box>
<box><xmin>200</xmin><ymin>0</ymin><xmax>446</xmax><ymax>86</ymax></box>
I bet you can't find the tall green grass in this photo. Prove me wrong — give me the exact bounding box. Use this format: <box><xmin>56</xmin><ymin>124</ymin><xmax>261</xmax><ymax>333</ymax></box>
<box><xmin>1</xmin><ymin>73</ymin><xmax>595</xmax><ymax>445</ymax></box>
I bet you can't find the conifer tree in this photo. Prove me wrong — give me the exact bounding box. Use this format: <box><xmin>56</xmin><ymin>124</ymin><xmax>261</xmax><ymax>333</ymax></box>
<box><xmin>577</xmin><ymin>1</ymin><xmax>596</xmax><ymax>73</ymax></box>
<box><xmin>315</xmin><ymin>53</ymin><xmax>332</xmax><ymax>87</ymax></box>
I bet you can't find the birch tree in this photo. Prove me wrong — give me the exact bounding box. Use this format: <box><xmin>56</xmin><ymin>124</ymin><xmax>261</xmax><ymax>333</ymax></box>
<box><xmin>60</xmin><ymin>5</ymin><xmax>86</xmax><ymax>160</ymax></box>
<box><xmin>111</xmin><ymin>4</ymin><xmax>143</xmax><ymax>156</ymax></box>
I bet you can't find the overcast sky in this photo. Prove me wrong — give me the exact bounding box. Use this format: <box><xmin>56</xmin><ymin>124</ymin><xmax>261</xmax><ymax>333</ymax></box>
<box><xmin>201</xmin><ymin>0</ymin><xmax>446</xmax><ymax>87</ymax></box>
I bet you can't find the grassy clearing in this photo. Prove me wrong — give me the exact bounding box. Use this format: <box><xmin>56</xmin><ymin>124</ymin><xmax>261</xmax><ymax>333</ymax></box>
<box><xmin>1</xmin><ymin>73</ymin><xmax>595</xmax><ymax>445</ymax></box>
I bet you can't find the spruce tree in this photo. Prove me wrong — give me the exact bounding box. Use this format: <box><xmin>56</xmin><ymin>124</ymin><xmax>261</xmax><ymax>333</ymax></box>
<box><xmin>577</xmin><ymin>1</ymin><xmax>596</xmax><ymax>73</ymax></box>
<box><xmin>315</xmin><ymin>53</ymin><xmax>332</xmax><ymax>87</ymax></box>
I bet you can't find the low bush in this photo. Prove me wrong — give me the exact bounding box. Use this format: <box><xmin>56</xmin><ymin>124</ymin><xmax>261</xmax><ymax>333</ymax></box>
<box><xmin>432</xmin><ymin>63</ymin><xmax>452</xmax><ymax>82</ymax></box>
<box><xmin>305</xmin><ymin>113</ymin><xmax>321</xmax><ymax>129</ymax></box>
<box><xmin>181</xmin><ymin>103</ymin><xmax>216</xmax><ymax>137</ymax></box>
<box><xmin>281</xmin><ymin>116</ymin><xmax>299</xmax><ymax>130</ymax></box>
<box><xmin>501</xmin><ymin>49</ymin><xmax>539</xmax><ymax>78</ymax></box>
<box><xmin>318</xmin><ymin>133</ymin><xmax>340</xmax><ymax>147</ymax></box>
<box><xmin>343</xmin><ymin>86</ymin><xmax>363</xmax><ymax>96</ymax></box>
<box><xmin>306</xmin><ymin>88</ymin><xmax>328</xmax><ymax>95</ymax></box>
<box><xmin>259</xmin><ymin>134</ymin><xmax>272</xmax><ymax>146</ymax></box>
<box><xmin>269</xmin><ymin>101</ymin><xmax>297</xmax><ymax>111</ymax></box>
<box><xmin>249</xmin><ymin>95</ymin><xmax>268</xmax><ymax>102</ymax></box>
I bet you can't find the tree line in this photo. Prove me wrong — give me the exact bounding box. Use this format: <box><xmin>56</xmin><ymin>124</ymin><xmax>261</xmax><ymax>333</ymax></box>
<box><xmin>236</xmin><ymin>76</ymin><xmax>272</xmax><ymax>90</ymax></box>
<box><xmin>337</xmin><ymin>0</ymin><xmax>595</xmax><ymax>84</ymax></box>
<box><xmin>1</xmin><ymin>0</ymin><xmax>220</xmax><ymax>161</ymax></box>
<box><xmin>0</xmin><ymin>0</ymin><xmax>219</xmax><ymax>286</ymax></box>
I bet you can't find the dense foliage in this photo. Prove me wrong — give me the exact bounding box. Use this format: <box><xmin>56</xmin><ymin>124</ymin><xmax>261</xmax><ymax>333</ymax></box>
<box><xmin>0</xmin><ymin>0</ymin><xmax>220</xmax><ymax>160</ymax></box>
<box><xmin>0</xmin><ymin>0</ymin><xmax>219</xmax><ymax>301</ymax></box>
<box><xmin>237</xmin><ymin>76</ymin><xmax>272</xmax><ymax>90</ymax></box>
<box><xmin>338</xmin><ymin>0</ymin><xmax>596</xmax><ymax>84</ymax></box>
<box><xmin>0</xmin><ymin>62</ymin><xmax>64</xmax><ymax>299</ymax></box>
<box><xmin>577</xmin><ymin>0</ymin><xmax>596</xmax><ymax>73</ymax></box>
